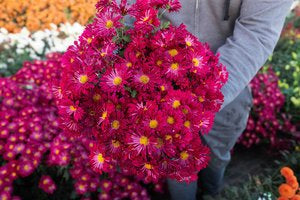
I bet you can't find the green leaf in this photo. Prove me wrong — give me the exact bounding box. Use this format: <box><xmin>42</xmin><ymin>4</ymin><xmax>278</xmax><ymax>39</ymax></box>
<box><xmin>122</xmin><ymin>35</ymin><xmax>131</xmax><ymax>43</ymax></box>
<box><xmin>161</xmin><ymin>21</ymin><xmax>170</xmax><ymax>30</ymax></box>
<box><xmin>131</xmin><ymin>90</ymin><xmax>137</xmax><ymax>98</ymax></box>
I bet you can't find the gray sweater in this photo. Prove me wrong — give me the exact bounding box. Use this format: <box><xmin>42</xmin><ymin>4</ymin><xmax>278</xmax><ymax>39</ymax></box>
<box><xmin>164</xmin><ymin>0</ymin><xmax>293</xmax><ymax>109</ymax></box>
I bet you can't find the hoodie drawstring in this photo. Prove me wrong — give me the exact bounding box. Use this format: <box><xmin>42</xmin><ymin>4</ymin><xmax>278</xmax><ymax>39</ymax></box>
<box><xmin>224</xmin><ymin>0</ymin><xmax>231</xmax><ymax>20</ymax></box>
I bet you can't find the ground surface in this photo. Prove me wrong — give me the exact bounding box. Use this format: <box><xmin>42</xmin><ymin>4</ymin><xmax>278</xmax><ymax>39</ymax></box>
<box><xmin>152</xmin><ymin>146</ymin><xmax>274</xmax><ymax>200</ymax></box>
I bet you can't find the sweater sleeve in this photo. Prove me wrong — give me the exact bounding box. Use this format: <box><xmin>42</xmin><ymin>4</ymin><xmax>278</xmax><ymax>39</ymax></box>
<box><xmin>217</xmin><ymin>0</ymin><xmax>293</xmax><ymax>109</ymax></box>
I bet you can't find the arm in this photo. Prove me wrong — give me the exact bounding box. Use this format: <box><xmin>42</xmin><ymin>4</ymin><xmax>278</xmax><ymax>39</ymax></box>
<box><xmin>218</xmin><ymin>0</ymin><xmax>293</xmax><ymax>109</ymax></box>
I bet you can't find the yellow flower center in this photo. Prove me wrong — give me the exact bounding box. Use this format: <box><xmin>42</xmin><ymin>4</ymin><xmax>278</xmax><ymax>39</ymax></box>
<box><xmin>97</xmin><ymin>153</ymin><xmax>104</xmax><ymax>163</ymax></box>
<box><xmin>112</xmin><ymin>140</ymin><xmax>120</xmax><ymax>148</ymax></box>
<box><xmin>113</xmin><ymin>77</ymin><xmax>122</xmax><ymax>86</ymax></box>
<box><xmin>103</xmin><ymin>182</ymin><xmax>109</xmax><ymax>188</ymax></box>
<box><xmin>55</xmin><ymin>149</ymin><xmax>60</xmax><ymax>154</ymax></box>
<box><xmin>186</xmin><ymin>41</ymin><xmax>192</xmax><ymax>46</ymax></box>
<box><xmin>139</xmin><ymin>75</ymin><xmax>150</xmax><ymax>84</ymax></box>
<box><xmin>182</xmin><ymin>108</ymin><xmax>189</xmax><ymax>114</ymax></box>
<box><xmin>87</xmin><ymin>38</ymin><xmax>92</xmax><ymax>44</ymax></box>
<box><xmin>165</xmin><ymin>135</ymin><xmax>172</xmax><ymax>141</ymax></box>
<box><xmin>101</xmin><ymin>52</ymin><xmax>106</xmax><ymax>57</ymax></box>
<box><xmin>111</xmin><ymin>120</ymin><xmax>120</xmax><ymax>130</ymax></box>
<box><xmin>192</xmin><ymin>58</ymin><xmax>200</xmax><ymax>67</ymax></box>
<box><xmin>93</xmin><ymin>94</ymin><xmax>101</xmax><ymax>102</ymax></box>
<box><xmin>139</xmin><ymin>136</ymin><xmax>149</xmax><ymax>146</ymax></box>
<box><xmin>136</xmin><ymin>51</ymin><xmax>141</xmax><ymax>58</ymax></box>
<box><xmin>106</xmin><ymin>20</ymin><xmax>114</xmax><ymax>28</ymax></box>
<box><xmin>143</xmin><ymin>16</ymin><xmax>149</xmax><ymax>22</ymax></box>
<box><xmin>144</xmin><ymin>163</ymin><xmax>153</xmax><ymax>170</ymax></box>
<box><xmin>70</xmin><ymin>105</ymin><xmax>77</xmax><ymax>111</ymax></box>
<box><xmin>79</xmin><ymin>75</ymin><xmax>88</xmax><ymax>84</ymax></box>
<box><xmin>199</xmin><ymin>120</ymin><xmax>203</xmax><ymax>126</ymax></box>
<box><xmin>156</xmin><ymin>60</ymin><xmax>162</xmax><ymax>66</ymax></box>
<box><xmin>198</xmin><ymin>96</ymin><xmax>204</xmax><ymax>102</ymax></box>
<box><xmin>79</xmin><ymin>185</ymin><xmax>84</xmax><ymax>190</ymax></box>
<box><xmin>171</xmin><ymin>63</ymin><xmax>179</xmax><ymax>71</ymax></box>
<box><xmin>168</xmin><ymin>49</ymin><xmax>178</xmax><ymax>57</ymax></box>
<box><xmin>155</xmin><ymin>138</ymin><xmax>163</xmax><ymax>148</ymax></box>
<box><xmin>184</xmin><ymin>121</ymin><xmax>191</xmax><ymax>128</ymax></box>
<box><xmin>180</xmin><ymin>151</ymin><xmax>189</xmax><ymax>160</ymax></box>
<box><xmin>70</xmin><ymin>58</ymin><xmax>74</xmax><ymax>63</ymax></box>
<box><xmin>101</xmin><ymin>111</ymin><xmax>108</xmax><ymax>120</ymax></box>
<box><xmin>160</xmin><ymin>85</ymin><xmax>165</xmax><ymax>91</ymax></box>
<box><xmin>172</xmin><ymin>100</ymin><xmax>181</xmax><ymax>108</ymax></box>
<box><xmin>126</xmin><ymin>62</ymin><xmax>132</xmax><ymax>67</ymax></box>
<box><xmin>167</xmin><ymin>116</ymin><xmax>175</xmax><ymax>124</ymax></box>
<box><xmin>43</xmin><ymin>179</ymin><xmax>49</xmax><ymax>185</ymax></box>
<box><xmin>24</xmin><ymin>165</ymin><xmax>30</xmax><ymax>171</ymax></box>
<box><xmin>149</xmin><ymin>120</ymin><xmax>158</xmax><ymax>129</ymax></box>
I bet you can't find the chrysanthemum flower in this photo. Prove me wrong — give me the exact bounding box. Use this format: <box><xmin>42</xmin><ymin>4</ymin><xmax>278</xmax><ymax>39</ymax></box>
<box><xmin>89</xmin><ymin>145</ymin><xmax>111</xmax><ymax>174</ymax></box>
<box><xmin>126</xmin><ymin>131</ymin><xmax>157</xmax><ymax>158</ymax></box>
<box><xmin>59</xmin><ymin>100</ymin><xmax>84</xmax><ymax>121</ymax></box>
<box><xmin>101</xmin><ymin>180</ymin><xmax>113</xmax><ymax>192</ymax></box>
<box><xmin>279</xmin><ymin>183</ymin><xmax>296</xmax><ymax>198</ymax></box>
<box><xmin>55</xmin><ymin>0</ymin><xmax>227</xmax><ymax>183</ymax></box>
<box><xmin>100</xmin><ymin>65</ymin><xmax>129</xmax><ymax>94</ymax></box>
<box><xmin>94</xmin><ymin>11</ymin><xmax>122</xmax><ymax>37</ymax></box>
<box><xmin>165</xmin><ymin>0</ymin><xmax>181</xmax><ymax>12</ymax></box>
<box><xmin>96</xmin><ymin>0</ymin><xmax>119</xmax><ymax>11</ymax></box>
<box><xmin>280</xmin><ymin>167</ymin><xmax>294</xmax><ymax>178</ymax></box>
<box><xmin>163</xmin><ymin>108</ymin><xmax>184</xmax><ymax>132</ymax></box>
<box><xmin>197</xmin><ymin>111</ymin><xmax>215</xmax><ymax>134</ymax></box>
<box><xmin>39</xmin><ymin>175</ymin><xmax>57</xmax><ymax>194</ymax></box>
<box><xmin>17</xmin><ymin>161</ymin><xmax>35</xmax><ymax>177</ymax></box>
<box><xmin>75</xmin><ymin>181</ymin><xmax>89</xmax><ymax>195</ymax></box>
<box><xmin>97</xmin><ymin>102</ymin><xmax>115</xmax><ymax>127</ymax></box>
<box><xmin>132</xmin><ymin>158</ymin><xmax>160</xmax><ymax>183</ymax></box>
<box><xmin>67</xmin><ymin>66</ymin><xmax>97</xmax><ymax>95</ymax></box>
<box><xmin>135</xmin><ymin>8</ymin><xmax>160</xmax><ymax>30</ymax></box>
<box><xmin>132</xmin><ymin>68</ymin><xmax>160</xmax><ymax>92</ymax></box>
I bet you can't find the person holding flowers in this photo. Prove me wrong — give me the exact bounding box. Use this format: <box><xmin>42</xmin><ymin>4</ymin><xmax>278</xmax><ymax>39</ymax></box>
<box><xmin>162</xmin><ymin>0</ymin><xmax>293</xmax><ymax>199</ymax></box>
<box><xmin>56</xmin><ymin>0</ymin><xmax>293</xmax><ymax>200</ymax></box>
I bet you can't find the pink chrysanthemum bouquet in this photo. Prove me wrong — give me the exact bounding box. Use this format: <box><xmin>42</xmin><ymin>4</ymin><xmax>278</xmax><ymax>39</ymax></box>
<box><xmin>56</xmin><ymin>0</ymin><xmax>228</xmax><ymax>183</ymax></box>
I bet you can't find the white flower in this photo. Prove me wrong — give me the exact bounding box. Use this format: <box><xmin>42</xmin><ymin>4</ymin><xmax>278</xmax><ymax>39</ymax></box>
<box><xmin>0</xmin><ymin>63</ymin><xmax>8</xmax><ymax>69</ymax></box>
<box><xmin>0</xmin><ymin>23</ymin><xmax>85</xmax><ymax>60</ymax></box>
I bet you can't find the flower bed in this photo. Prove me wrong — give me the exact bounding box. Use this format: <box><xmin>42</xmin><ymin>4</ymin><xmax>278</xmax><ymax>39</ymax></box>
<box><xmin>0</xmin><ymin>0</ymin><xmax>96</xmax><ymax>33</ymax></box>
<box><xmin>0</xmin><ymin>23</ymin><xmax>84</xmax><ymax>77</ymax></box>
<box><xmin>0</xmin><ymin>53</ymin><xmax>155</xmax><ymax>199</ymax></box>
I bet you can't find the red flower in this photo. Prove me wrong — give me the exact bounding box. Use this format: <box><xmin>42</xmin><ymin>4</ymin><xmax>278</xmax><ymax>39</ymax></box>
<box><xmin>55</xmin><ymin>0</ymin><xmax>228</xmax><ymax>183</ymax></box>
<box><xmin>94</xmin><ymin>11</ymin><xmax>122</xmax><ymax>37</ymax></box>
<box><xmin>39</xmin><ymin>175</ymin><xmax>57</xmax><ymax>194</ymax></box>
<box><xmin>100</xmin><ymin>65</ymin><xmax>129</xmax><ymax>94</ymax></box>
<box><xmin>89</xmin><ymin>145</ymin><xmax>111</xmax><ymax>174</ymax></box>
<box><xmin>126</xmin><ymin>130</ymin><xmax>157</xmax><ymax>159</ymax></box>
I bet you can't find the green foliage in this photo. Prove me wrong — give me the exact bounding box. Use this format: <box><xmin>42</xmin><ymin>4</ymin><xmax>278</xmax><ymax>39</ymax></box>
<box><xmin>0</xmin><ymin>44</ymin><xmax>33</xmax><ymax>77</ymax></box>
<box><xmin>268</xmin><ymin>35</ymin><xmax>300</xmax><ymax>123</ymax></box>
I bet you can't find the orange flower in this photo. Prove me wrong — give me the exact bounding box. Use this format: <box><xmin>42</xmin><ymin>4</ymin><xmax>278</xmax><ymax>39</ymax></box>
<box><xmin>278</xmin><ymin>197</ymin><xmax>289</xmax><ymax>200</ymax></box>
<box><xmin>0</xmin><ymin>0</ymin><xmax>97</xmax><ymax>33</ymax></box>
<box><xmin>281</xmin><ymin>167</ymin><xmax>295</xmax><ymax>179</ymax></box>
<box><xmin>279</xmin><ymin>183</ymin><xmax>296</xmax><ymax>198</ymax></box>
<box><xmin>287</xmin><ymin>175</ymin><xmax>299</xmax><ymax>190</ymax></box>
<box><xmin>291</xmin><ymin>195</ymin><xmax>300</xmax><ymax>200</ymax></box>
